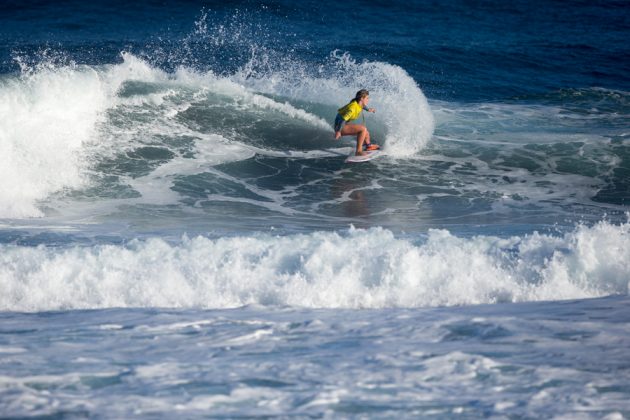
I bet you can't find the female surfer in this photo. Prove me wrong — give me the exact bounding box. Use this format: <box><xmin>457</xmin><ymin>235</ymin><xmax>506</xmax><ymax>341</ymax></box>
<box><xmin>334</xmin><ymin>89</ymin><xmax>379</xmax><ymax>156</ymax></box>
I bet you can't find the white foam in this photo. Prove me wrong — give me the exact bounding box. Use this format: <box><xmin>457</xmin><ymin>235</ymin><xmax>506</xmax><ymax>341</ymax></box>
<box><xmin>222</xmin><ymin>329</ymin><xmax>273</xmax><ymax>346</ymax></box>
<box><xmin>0</xmin><ymin>220</ymin><xmax>627</xmax><ymax>312</ymax></box>
<box><xmin>0</xmin><ymin>52</ymin><xmax>174</xmax><ymax>219</ymax></box>
<box><xmin>98</xmin><ymin>324</ymin><xmax>124</xmax><ymax>330</ymax></box>
<box><xmin>0</xmin><ymin>64</ymin><xmax>107</xmax><ymax>217</ymax></box>
<box><xmin>0</xmin><ymin>346</ymin><xmax>27</xmax><ymax>354</ymax></box>
<box><xmin>177</xmin><ymin>388</ymin><xmax>285</xmax><ymax>411</ymax></box>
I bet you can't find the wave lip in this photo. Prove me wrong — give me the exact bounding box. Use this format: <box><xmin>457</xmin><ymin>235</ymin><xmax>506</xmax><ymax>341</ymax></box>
<box><xmin>1</xmin><ymin>220</ymin><xmax>628</xmax><ymax>312</ymax></box>
<box><xmin>0</xmin><ymin>52</ymin><xmax>166</xmax><ymax>218</ymax></box>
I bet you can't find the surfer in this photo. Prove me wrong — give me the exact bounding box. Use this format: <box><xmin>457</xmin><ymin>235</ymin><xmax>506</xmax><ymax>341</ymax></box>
<box><xmin>334</xmin><ymin>89</ymin><xmax>379</xmax><ymax>156</ymax></box>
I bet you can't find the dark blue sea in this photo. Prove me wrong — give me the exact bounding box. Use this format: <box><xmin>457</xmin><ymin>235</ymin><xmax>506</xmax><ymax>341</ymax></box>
<box><xmin>1</xmin><ymin>1</ymin><xmax>629</xmax><ymax>418</ymax></box>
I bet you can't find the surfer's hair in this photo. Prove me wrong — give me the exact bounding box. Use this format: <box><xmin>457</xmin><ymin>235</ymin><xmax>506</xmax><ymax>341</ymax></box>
<box><xmin>354</xmin><ymin>89</ymin><xmax>369</xmax><ymax>102</ymax></box>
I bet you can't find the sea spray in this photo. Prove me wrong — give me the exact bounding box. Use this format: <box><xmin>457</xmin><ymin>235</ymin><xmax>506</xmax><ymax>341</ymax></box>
<box><xmin>232</xmin><ymin>50</ymin><xmax>435</xmax><ymax>155</ymax></box>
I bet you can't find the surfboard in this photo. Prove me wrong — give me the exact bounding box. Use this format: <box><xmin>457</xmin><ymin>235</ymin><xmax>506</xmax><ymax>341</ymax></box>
<box><xmin>345</xmin><ymin>149</ymin><xmax>380</xmax><ymax>163</ymax></box>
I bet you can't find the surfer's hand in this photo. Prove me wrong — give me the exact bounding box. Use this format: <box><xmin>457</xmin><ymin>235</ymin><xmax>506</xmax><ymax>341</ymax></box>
<box><xmin>368</xmin><ymin>108</ymin><xmax>376</xmax><ymax>113</ymax></box>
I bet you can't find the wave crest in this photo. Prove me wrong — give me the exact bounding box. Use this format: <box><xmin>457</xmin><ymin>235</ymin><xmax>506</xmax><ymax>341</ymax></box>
<box><xmin>2</xmin><ymin>220</ymin><xmax>628</xmax><ymax>312</ymax></box>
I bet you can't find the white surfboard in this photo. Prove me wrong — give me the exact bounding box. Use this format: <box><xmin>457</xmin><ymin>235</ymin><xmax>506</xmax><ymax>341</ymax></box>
<box><xmin>345</xmin><ymin>149</ymin><xmax>380</xmax><ymax>163</ymax></box>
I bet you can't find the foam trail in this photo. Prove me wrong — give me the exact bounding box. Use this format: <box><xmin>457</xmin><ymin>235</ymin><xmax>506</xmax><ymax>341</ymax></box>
<box><xmin>1</xmin><ymin>220</ymin><xmax>627</xmax><ymax>312</ymax></box>
<box><xmin>126</xmin><ymin>134</ymin><xmax>255</xmax><ymax>205</ymax></box>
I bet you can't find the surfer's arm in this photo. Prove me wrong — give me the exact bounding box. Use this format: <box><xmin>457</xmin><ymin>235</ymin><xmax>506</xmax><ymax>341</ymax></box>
<box><xmin>363</xmin><ymin>106</ymin><xmax>376</xmax><ymax>113</ymax></box>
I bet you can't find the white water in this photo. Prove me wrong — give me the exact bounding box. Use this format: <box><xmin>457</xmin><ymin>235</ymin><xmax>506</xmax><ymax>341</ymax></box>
<box><xmin>1</xmin><ymin>220</ymin><xmax>627</xmax><ymax>312</ymax></box>
<box><xmin>0</xmin><ymin>64</ymin><xmax>106</xmax><ymax>217</ymax></box>
<box><xmin>0</xmin><ymin>53</ymin><xmax>171</xmax><ymax>218</ymax></box>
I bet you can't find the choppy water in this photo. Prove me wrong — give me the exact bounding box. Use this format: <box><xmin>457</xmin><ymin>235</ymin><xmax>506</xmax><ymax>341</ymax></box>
<box><xmin>1</xmin><ymin>0</ymin><xmax>629</xmax><ymax>418</ymax></box>
<box><xmin>2</xmin><ymin>296</ymin><xmax>629</xmax><ymax>418</ymax></box>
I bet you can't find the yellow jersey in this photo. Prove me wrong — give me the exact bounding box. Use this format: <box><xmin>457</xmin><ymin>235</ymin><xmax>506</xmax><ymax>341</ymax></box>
<box><xmin>337</xmin><ymin>100</ymin><xmax>366</xmax><ymax>122</ymax></box>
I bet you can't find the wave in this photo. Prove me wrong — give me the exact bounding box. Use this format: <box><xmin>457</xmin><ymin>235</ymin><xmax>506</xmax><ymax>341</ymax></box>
<box><xmin>1</xmin><ymin>220</ymin><xmax>628</xmax><ymax>312</ymax></box>
<box><xmin>1</xmin><ymin>51</ymin><xmax>434</xmax><ymax>219</ymax></box>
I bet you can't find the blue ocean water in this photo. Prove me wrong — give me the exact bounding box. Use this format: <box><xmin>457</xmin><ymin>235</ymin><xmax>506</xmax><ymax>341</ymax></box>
<box><xmin>1</xmin><ymin>0</ymin><xmax>629</xmax><ymax>417</ymax></box>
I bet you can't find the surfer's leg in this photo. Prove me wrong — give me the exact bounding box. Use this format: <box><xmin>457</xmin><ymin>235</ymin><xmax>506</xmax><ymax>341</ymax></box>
<box><xmin>341</xmin><ymin>124</ymin><xmax>368</xmax><ymax>155</ymax></box>
<box><xmin>357</xmin><ymin>127</ymin><xmax>369</xmax><ymax>155</ymax></box>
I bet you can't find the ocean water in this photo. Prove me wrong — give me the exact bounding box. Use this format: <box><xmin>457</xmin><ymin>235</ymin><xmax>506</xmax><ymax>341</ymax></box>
<box><xmin>1</xmin><ymin>0</ymin><xmax>629</xmax><ymax>418</ymax></box>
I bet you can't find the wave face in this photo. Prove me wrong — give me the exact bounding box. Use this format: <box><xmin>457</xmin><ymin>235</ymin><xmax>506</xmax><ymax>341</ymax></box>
<box><xmin>2</xmin><ymin>220</ymin><xmax>628</xmax><ymax>312</ymax></box>
<box><xmin>0</xmin><ymin>50</ymin><xmax>434</xmax><ymax>219</ymax></box>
